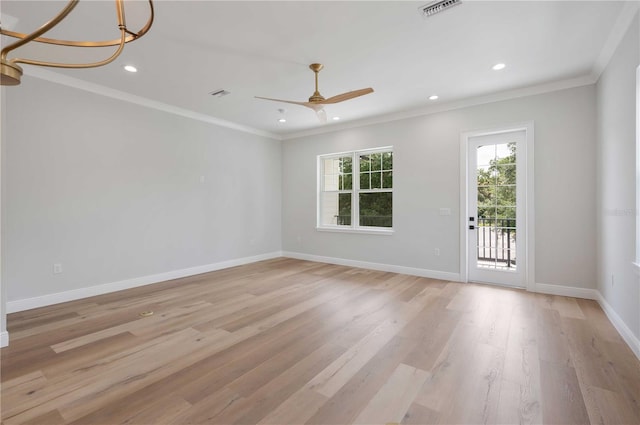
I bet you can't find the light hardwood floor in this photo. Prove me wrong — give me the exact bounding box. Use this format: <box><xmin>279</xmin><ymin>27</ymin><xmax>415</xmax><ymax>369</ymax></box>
<box><xmin>2</xmin><ymin>258</ymin><xmax>639</xmax><ymax>424</ymax></box>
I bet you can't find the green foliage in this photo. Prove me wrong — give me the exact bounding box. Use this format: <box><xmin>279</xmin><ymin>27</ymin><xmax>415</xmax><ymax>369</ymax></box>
<box><xmin>359</xmin><ymin>193</ymin><xmax>392</xmax><ymax>227</ymax></box>
<box><xmin>358</xmin><ymin>152</ymin><xmax>392</xmax><ymax>227</ymax></box>
<box><xmin>477</xmin><ymin>143</ymin><xmax>516</xmax><ymax>223</ymax></box>
<box><xmin>338</xmin><ymin>193</ymin><xmax>351</xmax><ymax>225</ymax></box>
<box><xmin>337</xmin><ymin>152</ymin><xmax>393</xmax><ymax>227</ymax></box>
<box><xmin>337</xmin><ymin>156</ymin><xmax>353</xmax><ymax>190</ymax></box>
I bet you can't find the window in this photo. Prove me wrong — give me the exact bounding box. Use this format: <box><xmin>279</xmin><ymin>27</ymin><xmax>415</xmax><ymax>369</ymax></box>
<box><xmin>318</xmin><ymin>147</ymin><xmax>393</xmax><ymax>233</ymax></box>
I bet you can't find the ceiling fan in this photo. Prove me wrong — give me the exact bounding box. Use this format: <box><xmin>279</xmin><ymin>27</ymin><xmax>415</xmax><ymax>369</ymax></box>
<box><xmin>255</xmin><ymin>63</ymin><xmax>374</xmax><ymax>123</ymax></box>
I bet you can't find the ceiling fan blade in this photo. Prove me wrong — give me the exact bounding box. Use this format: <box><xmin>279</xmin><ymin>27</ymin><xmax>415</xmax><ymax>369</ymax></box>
<box><xmin>316</xmin><ymin>108</ymin><xmax>327</xmax><ymax>123</ymax></box>
<box><xmin>255</xmin><ymin>65</ymin><xmax>374</xmax><ymax>121</ymax></box>
<box><xmin>317</xmin><ymin>88</ymin><xmax>374</xmax><ymax>104</ymax></box>
<box><xmin>254</xmin><ymin>96</ymin><xmax>311</xmax><ymax>107</ymax></box>
<box><xmin>255</xmin><ymin>96</ymin><xmax>326</xmax><ymax>113</ymax></box>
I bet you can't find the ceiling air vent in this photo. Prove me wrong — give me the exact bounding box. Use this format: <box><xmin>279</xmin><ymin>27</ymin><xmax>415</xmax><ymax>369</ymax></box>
<box><xmin>419</xmin><ymin>0</ymin><xmax>462</xmax><ymax>18</ymax></box>
<box><xmin>209</xmin><ymin>89</ymin><xmax>230</xmax><ymax>98</ymax></box>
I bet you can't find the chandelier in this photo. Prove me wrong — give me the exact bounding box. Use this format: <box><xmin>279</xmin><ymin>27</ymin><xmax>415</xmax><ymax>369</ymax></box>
<box><xmin>1</xmin><ymin>0</ymin><xmax>154</xmax><ymax>86</ymax></box>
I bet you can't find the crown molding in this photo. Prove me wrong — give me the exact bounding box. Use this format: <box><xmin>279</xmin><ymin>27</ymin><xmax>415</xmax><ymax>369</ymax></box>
<box><xmin>281</xmin><ymin>74</ymin><xmax>596</xmax><ymax>140</ymax></box>
<box><xmin>21</xmin><ymin>67</ymin><xmax>281</xmax><ymax>141</ymax></box>
<box><xmin>591</xmin><ymin>1</ymin><xmax>640</xmax><ymax>81</ymax></box>
<box><xmin>20</xmin><ymin>51</ymin><xmax>605</xmax><ymax>144</ymax></box>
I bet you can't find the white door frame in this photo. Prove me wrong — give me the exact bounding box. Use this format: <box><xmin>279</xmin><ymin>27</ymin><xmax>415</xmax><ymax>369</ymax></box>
<box><xmin>460</xmin><ymin>122</ymin><xmax>535</xmax><ymax>292</ymax></box>
<box><xmin>636</xmin><ymin>65</ymin><xmax>640</xmax><ymax>266</ymax></box>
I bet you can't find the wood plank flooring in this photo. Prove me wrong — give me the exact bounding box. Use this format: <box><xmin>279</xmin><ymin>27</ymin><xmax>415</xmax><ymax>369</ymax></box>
<box><xmin>1</xmin><ymin>258</ymin><xmax>639</xmax><ymax>424</ymax></box>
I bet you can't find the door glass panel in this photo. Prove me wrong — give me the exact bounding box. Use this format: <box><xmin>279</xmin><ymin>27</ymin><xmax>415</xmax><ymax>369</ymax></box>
<box><xmin>497</xmin><ymin>206</ymin><xmax>516</xmax><ymax>220</ymax></box>
<box><xmin>476</xmin><ymin>142</ymin><xmax>517</xmax><ymax>271</ymax></box>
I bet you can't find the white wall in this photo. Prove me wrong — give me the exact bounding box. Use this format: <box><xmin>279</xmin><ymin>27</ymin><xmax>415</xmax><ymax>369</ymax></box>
<box><xmin>282</xmin><ymin>85</ymin><xmax>597</xmax><ymax>290</ymax></box>
<box><xmin>1</xmin><ymin>87</ymin><xmax>7</xmax><ymax>347</ymax></box>
<box><xmin>2</xmin><ymin>76</ymin><xmax>282</xmax><ymax>307</ymax></box>
<box><xmin>596</xmin><ymin>14</ymin><xmax>640</xmax><ymax>340</ymax></box>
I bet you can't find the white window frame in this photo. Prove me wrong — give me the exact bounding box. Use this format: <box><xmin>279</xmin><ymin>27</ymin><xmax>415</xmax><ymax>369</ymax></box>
<box><xmin>317</xmin><ymin>146</ymin><xmax>394</xmax><ymax>235</ymax></box>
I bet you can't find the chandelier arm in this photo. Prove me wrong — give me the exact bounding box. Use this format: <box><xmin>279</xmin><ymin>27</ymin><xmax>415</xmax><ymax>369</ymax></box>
<box><xmin>116</xmin><ymin>0</ymin><xmax>127</xmax><ymax>31</ymax></box>
<box><xmin>12</xmin><ymin>27</ymin><xmax>127</xmax><ymax>69</ymax></box>
<box><xmin>0</xmin><ymin>0</ymin><xmax>154</xmax><ymax>48</ymax></box>
<box><xmin>1</xmin><ymin>0</ymin><xmax>79</xmax><ymax>61</ymax></box>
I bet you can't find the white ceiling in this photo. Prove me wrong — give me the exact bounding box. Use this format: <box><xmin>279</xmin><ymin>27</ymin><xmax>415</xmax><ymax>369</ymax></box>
<box><xmin>0</xmin><ymin>1</ymin><xmax>630</xmax><ymax>136</ymax></box>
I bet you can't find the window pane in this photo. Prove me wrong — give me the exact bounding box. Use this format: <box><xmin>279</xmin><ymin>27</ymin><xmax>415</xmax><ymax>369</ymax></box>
<box><xmin>478</xmin><ymin>217</ymin><xmax>496</xmax><ymax>229</ymax></box>
<box><xmin>360</xmin><ymin>172</ymin><xmax>371</xmax><ymax>190</ymax></box>
<box><xmin>477</xmin><ymin>185</ymin><xmax>495</xmax><ymax>207</ymax></box>
<box><xmin>320</xmin><ymin>192</ymin><xmax>339</xmax><ymax>226</ymax></box>
<box><xmin>341</xmin><ymin>157</ymin><xmax>352</xmax><ymax>173</ymax></box>
<box><xmin>359</xmin><ymin>192</ymin><xmax>392</xmax><ymax>227</ymax></box>
<box><xmin>496</xmin><ymin>142</ymin><xmax>516</xmax><ymax>163</ymax></box>
<box><xmin>497</xmin><ymin>206</ymin><xmax>516</xmax><ymax>220</ymax></box>
<box><xmin>382</xmin><ymin>152</ymin><xmax>392</xmax><ymax>170</ymax></box>
<box><xmin>338</xmin><ymin>193</ymin><xmax>352</xmax><ymax>226</ymax></box>
<box><xmin>320</xmin><ymin>192</ymin><xmax>351</xmax><ymax>226</ymax></box>
<box><xmin>382</xmin><ymin>171</ymin><xmax>392</xmax><ymax>189</ymax></box>
<box><xmin>371</xmin><ymin>153</ymin><xmax>382</xmax><ymax>171</ymax></box>
<box><xmin>343</xmin><ymin>173</ymin><xmax>352</xmax><ymax>190</ymax></box>
<box><xmin>477</xmin><ymin>145</ymin><xmax>495</xmax><ymax>167</ymax></box>
<box><xmin>477</xmin><ymin>206</ymin><xmax>495</xmax><ymax>221</ymax></box>
<box><xmin>323</xmin><ymin>157</ymin><xmax>353</xmax><ymax>191</ymax></box>
<box><xmin>324</xmin><ymin>158</ymin><xmax>340</xmax><ymax>175</ymax></box>
<box><xmin>496</xmin><ymin>185</ymin><xmax>516</xmax><ymax>206</ymax></box>
<box><xmin>477</xmin><ymin>167</ymin><xmax>496</xmax><ymax>186</ymax></box>
<box><xmin>360</xmin><ymin>155</ymin><xmax>371</xmax><ymax>172</ymax></box>
<box><xmin>324</xmin><ymin>174</ymin><xmax>338</xmax><ymax>191</ymax></box>
<box><xmin>371</xmin><ymin>172</ymin><xmax>381</xmax><ymax>189</ymax></box>
<box><xmin>496</xmin><ymin>164</ymin><xmax>516</xmax><ymax>185</ymax></box>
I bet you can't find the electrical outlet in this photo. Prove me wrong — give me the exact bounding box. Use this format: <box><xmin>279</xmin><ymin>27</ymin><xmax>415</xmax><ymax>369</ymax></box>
<box><xmin>53</xmin><ymin>263</ymin><xmax>63</xmax><ymax>274</ymax></box>
<box><xmin>434</xmin><ymin>248</ymin><xmax>441</xmax><ymax>256</ymax></box>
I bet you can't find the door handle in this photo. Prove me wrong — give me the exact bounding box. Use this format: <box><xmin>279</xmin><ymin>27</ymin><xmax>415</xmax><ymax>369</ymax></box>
<box><xmin>469</xmin><ymin>225</ymin><xmax>475</xmax><ymax>230</ymax></box>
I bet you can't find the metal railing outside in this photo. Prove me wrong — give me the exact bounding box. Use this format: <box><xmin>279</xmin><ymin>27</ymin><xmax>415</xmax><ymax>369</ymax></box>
<box><xmin>477</xmin><ymin>217</ymin><xmax>516</xmax><ymax>268</ymax></box>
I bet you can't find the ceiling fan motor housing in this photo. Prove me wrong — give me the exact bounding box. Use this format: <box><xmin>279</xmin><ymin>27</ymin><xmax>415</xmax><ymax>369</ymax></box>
<box><xmin>308</xmin><ymin>63</ymin><xmax>326</xmax><ymax>103</ymax></box>
<box><xmin>309</xmin><ymin>92</ymin><xmax>325</xmax><ymax>103</ymax></box>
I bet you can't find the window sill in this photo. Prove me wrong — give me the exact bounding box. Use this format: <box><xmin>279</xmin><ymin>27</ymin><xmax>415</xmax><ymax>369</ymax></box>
<box><xmin>316</xmin><ymin>226</ymin><xmax>394</xmax><ymax>236</ymax></box>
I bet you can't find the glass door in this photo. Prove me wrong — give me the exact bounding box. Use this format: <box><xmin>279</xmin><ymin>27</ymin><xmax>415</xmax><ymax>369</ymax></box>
<box><xmin>467</xmin><ymin>130</ymin><xmax>525</xmax><ymax>287</ymax></box>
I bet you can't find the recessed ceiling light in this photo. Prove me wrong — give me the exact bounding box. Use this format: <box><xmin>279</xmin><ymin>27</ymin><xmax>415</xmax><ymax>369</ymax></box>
<box><xmin>124</xmin><ymin>65</ymin><xmax>137</xmax><ymax>73</ymax></box>
<box><xmin>492</xmin><ymin>63</ymin><xmax>506</xmax><ymax>71</ymax></box>
<box><xmin>332</xmin><ymin>116</ymin><xmax>341</xmax><ymax>121</ymax></box>
<box><xmin>429</xmin><ymin>95</ymin><xmax>439</xmax><ymax>100</ymax></box>
<box><xmin>278</xmin><ymin>118</ymin><xmax>287</xmax><ymax>123</ymax></box>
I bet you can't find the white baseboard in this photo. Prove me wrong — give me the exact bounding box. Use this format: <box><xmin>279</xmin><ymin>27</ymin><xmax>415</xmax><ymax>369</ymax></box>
<box><xmin>534</xmin><ymin>282</ymin><xmax>598</xmax><ymax>300</ymax></box>
<box><xmin>595</xmin><ymin>291</ymin><xmax>640</xmax><ymax>361</ymax></box>
<box><xmin>282</xmin><ymin>251</ymin><xmax>461</xmax><ymax>282</ymax></box>
<box><xmin>534</xmin><ymin>283</ymin><xmax>640</xmax><ymax>360</ymax></box>
<box><xmin>7</xmin><ymin>251</ymin><xmax>283</xmax><ymax>313</ymax></box>
<box><xmin>6</xmin><ymin>252</ymin><xmax>638</xmax><ymax>362</ymax></box>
